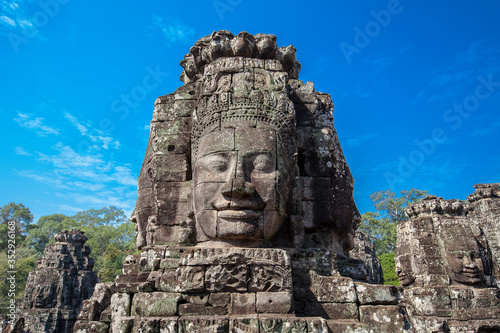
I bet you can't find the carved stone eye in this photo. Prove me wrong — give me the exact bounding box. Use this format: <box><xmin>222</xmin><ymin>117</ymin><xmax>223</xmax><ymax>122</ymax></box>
<box><xmin>206</xmin><ymin>156</ymin><xmax>228</xmax><ymax>173</ymax></box>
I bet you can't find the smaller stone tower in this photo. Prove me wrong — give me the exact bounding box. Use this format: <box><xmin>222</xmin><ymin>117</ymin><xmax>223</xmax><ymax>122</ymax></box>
<box><xmin>19</xmin><ymin>229</ymin><xmax>98</xmax><ymax>333</ymax></box>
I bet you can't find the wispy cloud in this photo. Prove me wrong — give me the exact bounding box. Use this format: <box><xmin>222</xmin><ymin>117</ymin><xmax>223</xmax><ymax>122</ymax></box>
<box><xmin>64</xmin><ymin>112</ymin><xmax>120</xmax><ymax>150</ymax></box>
<box><xmin>14</xmin><ymin>146</ymin><xmax>31</xmax><ymax>156</ymax></box>
<box><xmin>0</xmin><ymin>15</ymin><xmax>16</xmax><ymax>27</ymax></box>
<box><xmin>151</xmin><ymin>15</ymin><xmax>194</xmax><ymax>45</ymax></box>
<box><xmin>342</xmin><ymin>133</ymin><xmax>380</xmax><ymax>149</ymax></box>
<box><xmin>15</xmin><ymin>169</ymin><xmax>70</xmax><ymax>188</ymax></box>
<box><xmin>470</xmin><ymin>118</ymin><xmax>500</xmax><ymax>138</ymax></box>
<box><xmin>55</xmin><ymin>191</ymin><xmax>136</xmax><ymax>216</ymax></box>
<box><xmin>66</xmin><ymin>181</ymin><xmax>105</xmax><ymax>192</ymax></box>
<box><xmin>0</xmin><ymin>1</ymin><xmax>35</xmax><ymax>34</ymax></box>
<box><xmin>413</xmin><ymin>39</ymin><xmax>500</xmax><ymax>105</ymax></box>
<box><xmin>57</xmin><ymin>204</ymin><xmax>85</xmax><ymax>213</ymax></box>
<box><xmin>362</xmin><ymin>55</ymin><xmax>394</xmax><ymax>75</ymax></box>
<box><xmin>16</xmin><ymin>141</ymin><xmax>138</xmax><ymax>216</ymax></box>
<box><xmin>14</xmin><ymin>112</ymin><xmax>60</xmax><ymax>136</ymax></box>
<box><xmin>36</xmin><ymin>143</ymin><xmax>135</xmax><ymax>186</ymax></box>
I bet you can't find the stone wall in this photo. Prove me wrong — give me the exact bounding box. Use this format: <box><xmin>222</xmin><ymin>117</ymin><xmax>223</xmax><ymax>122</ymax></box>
<box><xmin>75</xmin><ymin>246</ymin><xmax>410</xmax><ymax>333</ymax></box>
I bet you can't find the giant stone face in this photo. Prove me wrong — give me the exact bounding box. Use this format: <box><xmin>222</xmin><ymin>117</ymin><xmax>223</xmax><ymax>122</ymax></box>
<box><xmin>443</xmin><ymin>236</ymin><xmax>484</xmax><ymax>285</ymax></box>
<box><xmin>395</xmin><ymin>254</ymin><xmax>415</xmax><ymax>287</ymax></box>
<box><xmin>193</xmin><ymin>128</ymin><xmax>290</xmax><ymax>245</ymax></box>
<box><xmin>130</xmin><ymin>31</ymin><xmax>360</xmax><ymax>252</ymax></box>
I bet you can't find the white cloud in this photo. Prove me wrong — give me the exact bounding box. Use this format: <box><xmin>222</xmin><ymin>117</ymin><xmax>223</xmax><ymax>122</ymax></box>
<box><xmin>66</xmin><ymin>181</ymin><xmax>105</xmax><ymax>192</ymax></box>
<box><xmin>64</xmin><ymin>112</ymin><xmax>120</xmax><ymax>150</ymax></box>
<box><xmin>64</xmin><ymin>112</ymin><xmax>88</xmax><ymax>135</ymax></box>
<box><xmin>413</xmin><ymin>40</ymin><xmax>500</xmax><ymax>105</ymax></box>
<box><xmin>0</xmin><ymin>0</ymin><xmax>35</xmax><ymax>33</ymax></box>
<box><xmin>57</xmin><ymin>204</ymin><xmax>84</xmax><ymax>213</ymax></box>
<box><xmin>36</xmin><ymin>143</ymin><xmax>136</xmax><ymax>186</ymax></box>
<box><xmin>470</xmin><ymin>118</ymin><xmax>500</xmax><ymax>138</ymax></box>
<box><xmin>152</xmin><ymin>15</ymin><xmax>194</xmax><ymax>45</ymax></box>
<box><xmin>15</xmin><ymin>169</ymin><xmax>70</xmax><ymax>189</ymax></box>
<box><xmin>14</xmin><ymin>112</ymin><xmax>60</xmax><ymax>136</ymax></box>
<box><xmin>14</xmin><ymin>146</ymin><xmax>31</xmax><ymax>156</ymax></box>
<box><xmin>17</xmin><ymin>141</ymin><xmax>138</xmax><ymax>215</ymax></box>
<box><xmin>343</xmin><ymin>133</ymin><xmax>380</xmax><ymax>149</ymax></box>
<box><xmin>56</xmin><ymin>191</ymin><xmax>136</xmax><ymax>214</ymax></box>
<box><xmin>37</xmin><ymin>143</ymin><xmax>103</xmax><ymax>169</ymax></box>
<box><xmin>17</xmin><ymin>18</ymin><xmax>32</xmax><ymax>29</ymax></box>
<box><xmin>0</xmin><ymin>15</ymin><xmax>16</xmax><ymax>27</ymax></box>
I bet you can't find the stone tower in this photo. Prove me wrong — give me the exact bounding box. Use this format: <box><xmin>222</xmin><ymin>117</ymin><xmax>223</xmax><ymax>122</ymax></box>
<box><xmin>396</xmin><ymin>190</ymin><xmax>500</xmax><ymax>332</ymax></box>
<box><xmin>74</xmin><ymin>31</ymin><xmax>417</xmax><ymax>333</ymax></box>
<box><xmin>19</xmin><ymin>229</ymin><xmax>98</xmax><ymax>332</ymax></box>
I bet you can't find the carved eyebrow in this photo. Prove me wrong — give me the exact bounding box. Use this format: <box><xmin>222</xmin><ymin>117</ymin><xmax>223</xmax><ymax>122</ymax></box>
<box><xmin>199</xmin><ymin>153</ymin><xmax>231</xmax><ymax>171</ymax></box>
<box><xmin>198</xmin><ymin>152</ymin><xmax>230</xmax><ymax>162</ymax></box>
<box><xmin>240</xmin><ymin>149</ymin><xmax>274</xmax><ymax>158</ymax></box>
<box><xmin>203</xmin><ymin>153</ymin><xmax>228</xmax><ymax>161</ymax></box>
<box><xmin>240</xmin><ymin>151</ymin><xmax>274</xmax><ymax>163</ymax></box>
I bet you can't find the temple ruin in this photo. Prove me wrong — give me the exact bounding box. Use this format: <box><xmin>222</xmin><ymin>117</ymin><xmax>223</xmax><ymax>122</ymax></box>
<box><xmin>396</xmin><ymin>185</ymin><xmax>500</xmax><ymax>332</ymax></box>
<box><xmin>18</xmin><ymin>229</ymin><xmax>98</xmax><ymax>333</ymax></box>
<box><xmin>72</xmin><ymin>30</ymin><xmax>407</xmax><ymax>333</ymax></box>
<box><xmin>70</xmin><ymin>31</ymin><xmax>500</xmax><ymax>333</ymax></box>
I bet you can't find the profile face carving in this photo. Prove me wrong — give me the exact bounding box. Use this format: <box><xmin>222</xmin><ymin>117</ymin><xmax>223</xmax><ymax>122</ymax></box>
<box><xmin>395</xmin><ymin>254</ymin><xmax>415</xmax><ymax>287</ymax></box>
<box><xmin>131</xmin><ymin>164</ymin><xmax>153</xmax><ymax>249</ymax></box>
<box><xmin>193</xmin><ymin>127</ymin><xmax>290</xmax><ymax>243</ymax></box>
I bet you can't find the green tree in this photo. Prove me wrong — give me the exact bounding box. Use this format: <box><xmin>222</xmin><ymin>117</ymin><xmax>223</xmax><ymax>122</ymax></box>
<box><xmin>370</xmin><ymin>189</ymin><xmax>428</xmax><ymax>224</ymax></box>
<box><xmin>0</xmin><ymin>202</ymin><xmax>38</xmax><ymax>316</ymax></box>
<box><xmin>71</xmin><ymin>207</ymin><xmax>136</xmax><ymax>282</ymax></box>
<box><xmin>358</xmin><ymin>189</ymin><xmax>428</xmax><ymax>286</ymax></box>
<box><xmin>0</xmin><ymin>247</ymin><xmax>38</xmax><ymax>316</ymax></box>
<box><xmin>25</xmin><ymin>206</ymin><xmax>136</xmax><ymax>282</ymax></box>
<box><xmin>359</xmin><ymin>189</ymin><xmax>428</xmax><ymax>255</ymax></box>
<box><xmin>0</xmin><ymin>202</ymin><xmax>33</xmax><ymax>251</ymax></box>
<box><xmin>0</xmin><ymin>202</ymin><xmax>33</xmax><ymax>232</ymax></box>
<box><xmin>358</xmin><ymin>211</ymin><xmax>397</xmax><ymax>256</ymax></box>
<box><xmin>25</xmin><ymin>213</ymin><xmax>75</xmax><ymax>254</ymax></box>
<box><xmin>379</xmin><ymin>253</ymin><xmax>399</xmax><ymax>286</ymax></box>
<box><xmin>0</xmin><ymin>204</ymin><xmax>136</xmax><ymax>316</ymax></box>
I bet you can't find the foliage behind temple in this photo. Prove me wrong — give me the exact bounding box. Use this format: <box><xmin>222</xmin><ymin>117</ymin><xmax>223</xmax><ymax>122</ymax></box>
<box><xmin>0</xmin><ymin>203</ymin><xmax>136</xmax><ymax>317</ymax></box>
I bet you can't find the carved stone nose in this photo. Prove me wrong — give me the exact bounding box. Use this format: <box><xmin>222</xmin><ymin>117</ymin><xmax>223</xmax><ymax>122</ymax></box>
<box><xmin>221</xmin><ymin>177</ymin><xmax>254</xmax><ymax>198</ymax></box>
<box><xmin>231</xmin><ymin>177</ymin><xmax>255</xmax><ymax>198</ymax></box>
<box><xmin>463</xmin><ymin>256</ymin><xmax>476</xmax><ymax>267</ymax></box>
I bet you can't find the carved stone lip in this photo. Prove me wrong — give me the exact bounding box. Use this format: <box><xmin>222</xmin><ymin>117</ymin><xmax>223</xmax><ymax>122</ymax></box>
<box><xmin>218</xmin><ymin>210</ymin><xmax>262</xmax><ymax>219</ymax></box>
<box><xmin>461</xmin><ymin>271</ymin><xmax>481</xmax><ymax>278</ymax></box>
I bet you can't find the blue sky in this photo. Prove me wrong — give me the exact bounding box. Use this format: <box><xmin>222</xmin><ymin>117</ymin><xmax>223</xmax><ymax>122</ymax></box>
<box><xmin>1</xmin><ymin>0</ymin><xmax>499</xmax><ymax>222</ymax></box>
